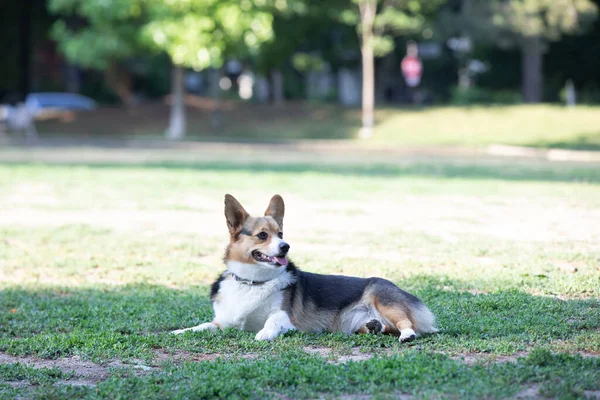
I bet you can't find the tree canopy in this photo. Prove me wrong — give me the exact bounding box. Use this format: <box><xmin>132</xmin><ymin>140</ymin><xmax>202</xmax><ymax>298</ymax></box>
<box><xmin>141</xmin><ymin>0</ymin><xmax>274</xmax><ymax>71</ymax></box>
<box><xmin>491</xmin><ymin>0</ymin><xmax>597</xmax><ymax>41</ymax></box>
<box><xmin>347</xmin><ymin>0</ymin><xmax>445</xmax><ymax>57</ymax></box>
<box><xmin>48</xmin><ymin>0</ymin><xmax>147</xmax><ymax>69</ymax></box>
<box><xmin>49</xmin><ymin>0</ymin><xmax>275</xmax><ymax>71</ymax></box>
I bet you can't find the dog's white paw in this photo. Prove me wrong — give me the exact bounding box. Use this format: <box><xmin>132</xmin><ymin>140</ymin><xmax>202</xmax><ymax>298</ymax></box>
<box><xmin>171</xmin><ymin>323</ymin><xmax>217</xmax><ymax>335</ymax></box>
<box><xmin>399</xmin><ymin>328</ymin><xmax>416</xmax><ymax>343</ymax></box>
<box><xmin>255</xmin><ymin>327</ymin><xmax>281</xmax><ymax>341</ymax></box>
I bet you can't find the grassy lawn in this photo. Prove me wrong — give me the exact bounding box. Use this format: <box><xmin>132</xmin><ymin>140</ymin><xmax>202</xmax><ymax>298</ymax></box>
<box><xmin>370</xmin><ymin>105</ymin><xmax>600</xmax><ymax>150</ymax></box>
<box><xmin>35</xmin><ymin>102</ymin><xmax>600</xmax><ymax>150</ymax></box>
<box><xmin>0</xmin><ymin>147</ymin><xmax>599</xmax><ymax>399</ymax></box>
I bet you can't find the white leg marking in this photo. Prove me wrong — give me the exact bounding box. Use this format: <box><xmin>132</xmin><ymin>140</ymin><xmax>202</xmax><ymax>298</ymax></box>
<box><xmin>171</xmin><ymin>322</ymin><xmax>218</xmax><ymax>335</ymax></box>
<box><xmin>255</xmin><ymin>311</ymin><xmax>296</xmax><ymax>341</ymax></box>
<box><xmin>399</xmin><ymin>328</ymin><xmax>416</xmax><ymax>343</ymax></box>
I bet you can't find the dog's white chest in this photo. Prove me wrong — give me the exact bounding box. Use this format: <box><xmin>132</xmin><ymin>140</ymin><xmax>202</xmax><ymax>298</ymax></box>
<box><xmin>213</xmin><ymin>279</ymin><xmax>283</xmax><ymax>331</ymax></box>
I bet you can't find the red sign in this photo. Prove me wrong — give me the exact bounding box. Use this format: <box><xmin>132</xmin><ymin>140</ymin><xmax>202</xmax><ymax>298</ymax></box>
<box><xmin>401</xmin><ymin>56</ymin><xmax>422</xmax><ymax>87</ymax></box>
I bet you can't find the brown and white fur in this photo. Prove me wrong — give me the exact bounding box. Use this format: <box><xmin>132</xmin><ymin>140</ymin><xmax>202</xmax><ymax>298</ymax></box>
<box><xmin>172</xmin><ymin>194</ymin><xmax>438</xmax><ymax>342</ymax></box>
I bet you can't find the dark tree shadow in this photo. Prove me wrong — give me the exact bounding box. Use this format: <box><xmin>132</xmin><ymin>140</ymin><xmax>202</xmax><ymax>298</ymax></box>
<box><xmin>1</xmin><ymin>158</ymin><xmax>598</xmax><ymax>184</ymax></box>
<box><xmin>1</xmin><ymin>277</ymin><xmax>598</xmax><ymax>361</ymax></box>
<box><xmin>528</xmin><ymin>132</ymin><xmax>600</xmax><ymax>151</ymax></box>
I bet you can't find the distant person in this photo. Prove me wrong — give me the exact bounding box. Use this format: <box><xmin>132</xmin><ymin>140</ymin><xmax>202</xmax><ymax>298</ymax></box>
<box><xmin>401</xmin><ymin>41</ymin><xmax>422</xmax><ymax>105</ymax></box>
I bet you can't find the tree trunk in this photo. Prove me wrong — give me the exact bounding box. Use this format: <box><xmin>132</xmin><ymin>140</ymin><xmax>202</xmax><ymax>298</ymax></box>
<box><xmin>521</xmin><ymin>37</ymin><xmax>543</xmax><ymax>103</ymax></box>
<box><xmin>105</xmin><ymin>62</ymin><xmax>135</xmax><ymax>106</ymax></box>
<box><xmin>271</xmin><ymin>69</ymin><xmax>284</xmax><ymax>106</ymax></box>
<box><xmin>65</xmin><ymin>64</ymin><xmax>81</xmax><ymax>93</ymax></box>
<box><xmin>359</xmin><ymin>0</ymin><xmax>376</xmax><ymax>137</ymax></box>
<box><xmin>166</xmin><ymin>65</ymin><xmax>186</xmax><ymax>140</ymax></box>
<box><xmin>209</xmin><ymin>68</ymin><xmax>222</xmax><ymax>132</ymax></box>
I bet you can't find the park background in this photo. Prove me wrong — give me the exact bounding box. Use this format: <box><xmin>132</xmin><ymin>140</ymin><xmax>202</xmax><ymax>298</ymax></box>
<box><xmin>1</xmin><ymin>0</ymin><xmax>600</xmax><ymax>144</ymax></box>
<box><xmin>1</xmin><ymin>1</ymin><xmax>600</xmax><ymax>399</ymax></box>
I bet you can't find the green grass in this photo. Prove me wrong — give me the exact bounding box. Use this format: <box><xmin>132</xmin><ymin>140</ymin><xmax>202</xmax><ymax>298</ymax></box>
<box><xmin>36</xmin><ymin>103</ymin><xmax>600</xmax><ymax>150</ymax></box>
<box><xmin>0</xmin><ymin>148</ymin><xmax>599</xmax><ymax>399</ymax></box>
<box><xmin>369</xmin><ymin>105</ymin><xmax>600</xmax><ymax>149</ymax></box>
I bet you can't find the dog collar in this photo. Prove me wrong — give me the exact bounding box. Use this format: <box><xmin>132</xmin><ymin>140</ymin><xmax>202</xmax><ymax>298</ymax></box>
<box><xmin>229</xmin><ymin>273</ymin><xmax>269</xmax><ymax>286</ymax></box>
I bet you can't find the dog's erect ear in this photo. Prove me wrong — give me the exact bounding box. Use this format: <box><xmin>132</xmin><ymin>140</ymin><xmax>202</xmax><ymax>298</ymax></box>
<box><xmin>224</xmin><ymin>194</ymin><xmax>249</xmax><ymax>236</ymax></box>
<box><xmin>265</xmin><ymin>194</ymin><xmax>285</xmax><ymax>228</ymax></box>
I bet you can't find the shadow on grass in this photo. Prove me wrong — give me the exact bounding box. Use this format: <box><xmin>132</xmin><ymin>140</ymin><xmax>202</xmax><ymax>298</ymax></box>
<box><xmin>35</xmin><ymin>102</ymin><xmax>360</xmax><ymax>141</ymax></box>
<box><xmin>1</xmin><ymin>159</ymin><xmax>599</xmax><ymax>183</ymax></box>
<box><xmin>1</xmin><ymin>278</ymin><xmax>599</xmax><ymax>360</ymax></box>
<box><xmin>528</xmin><ymin>132</ymin><xmax>600</xmax><ymax>151</ymax></box>
<box><xmin>1</xmin><ymin>279</ymin><xmax>599</xmax><ymax>399</ymax></box>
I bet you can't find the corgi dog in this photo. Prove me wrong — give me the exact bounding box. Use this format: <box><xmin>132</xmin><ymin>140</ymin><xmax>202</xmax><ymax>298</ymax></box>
<box><xmin>172</xmin><ymin>194</ymin><xmax>437</xmax><ymax>342</ymax></box>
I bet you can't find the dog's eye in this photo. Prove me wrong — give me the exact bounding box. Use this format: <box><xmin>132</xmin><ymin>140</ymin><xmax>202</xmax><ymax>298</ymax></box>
<box><xmin>278</xmin><ymin>232</ymin><xmax>283</xmax><ymax>239</ymax></box>
<box><xmin>256</xmin><ymin>232</ymin><xmax>268</xmax><ymax>240</ymax></box>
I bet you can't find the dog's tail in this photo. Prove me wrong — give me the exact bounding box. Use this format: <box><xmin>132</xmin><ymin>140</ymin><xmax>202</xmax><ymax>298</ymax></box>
<box><xmin>411</xmin><ymin>303</ymin><xmax>438</xmax><ymax>334</ymax></box>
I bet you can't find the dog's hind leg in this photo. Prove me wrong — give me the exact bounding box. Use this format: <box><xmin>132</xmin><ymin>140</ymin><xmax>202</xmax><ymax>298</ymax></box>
<box><xmin>357</xmin><ymin>319</ymin><xmax>385</xmax><ymax>334</ymax></box>
<box><xmin>368</xmin><ymin>281</ymin><xmax>437</xmax><ymax>342</ymax></box>
<box><xmin>396</xmin><ymin>319</ymin><xmax>416</xmax><ymax>343</ymax></box>
<box><xmin>374</xmin><ymin>304</ymin><xmax>417</xmax><ymax>343</ymax></box>
<box><xmin>171</xmin><ymin>322</ymin><xmax>219</xmax><ymax>335</ymax></box>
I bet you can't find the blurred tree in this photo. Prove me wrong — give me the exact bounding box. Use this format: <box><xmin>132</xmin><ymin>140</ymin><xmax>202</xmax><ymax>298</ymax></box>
<box><xmin>340</xmin><ymin>0</ymin><xmax>445</xmax><ymax>136</ymax></box>
<box><xmin>255</xmin><ymin>0</ymin><xmax>357</xmax><ymax>104</ymax></box>
<box><xmin>447</xmin><ymin>0</ymin><xmax>598</xmax><ymax>103</ymax></box>
<box><xmin>546</xmin><ymin>0</ymin><xmax>600</xmax><ymax>102</ymax></box>
<box><xmin>50</xmin><ymin>0</ymin><xmax>273</xmax><ymax>139</ymax></box>
<box><xmin>141</xmin><ymin>0</ymin><xmax>273</xmax><ymax>139</ymax></box>
<box><xmin>48</xmin><ymin>0</ymin><xmax>148</xmax><ymax>105</ymax></box>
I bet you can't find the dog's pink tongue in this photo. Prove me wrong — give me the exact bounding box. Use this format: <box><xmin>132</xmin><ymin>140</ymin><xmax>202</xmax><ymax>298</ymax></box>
<box><xmin>275</xmin><ymin>257</ymin><xmax>288</xmax><ymax>267</ymax></box>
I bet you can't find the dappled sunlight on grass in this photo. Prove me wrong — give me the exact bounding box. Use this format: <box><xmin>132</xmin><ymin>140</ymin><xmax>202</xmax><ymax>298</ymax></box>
<box><xmin>0</xmin><ymin>159</ymin><xmax>599</xmax><ymax>295</ymax></box>
<box><xmin>0</xmin><ymin>151</ymin><xmax>599</xmax><ymax>398</ymax></box>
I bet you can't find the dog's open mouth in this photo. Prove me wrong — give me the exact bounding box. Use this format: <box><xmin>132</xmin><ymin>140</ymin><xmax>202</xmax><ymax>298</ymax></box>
<box><xmin>252</xmin><ymin>250</ymin><xmax>288</xmax><ymax>267</ymax></box>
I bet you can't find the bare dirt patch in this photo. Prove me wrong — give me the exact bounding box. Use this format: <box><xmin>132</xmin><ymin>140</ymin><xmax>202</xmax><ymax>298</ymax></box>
<box><xmin>0</xmin><ymin>348</ymin><xmax>268</xmax><ymax>389</ymax></box>
<box><xmin>153</xmin><ymin>349</ymin><xmax>222</xmax><ymax>364</ymax></box>
<box><xmin>302</xmin><ymin>346</ymin><xmax>333</xmax><ymax>357</ymax></box>
<box><xmin>302</xmin><ymin>346</ymin><xmax>375</xmax><ymax>364</ymax></box>
<box><xmin>302</xmin><ymin>347</ymin><xmax>600</xmax><ymax>367</ymax></box>
<box><xmin>0</xmin><ymin>353</ymin><xmax>156</xmax><ymax>387</ymax></box>
<box><xmin>585</xmin><ymin>390</ymin><xmax>600</xmax><ymax>399</ymax></box>
<box><xmin>333</xmin><ymin>392</ymin><xmax>414</xmax><ymax>400</ymax></box>
<box><xmin>449</xmin><ymin>350</ymin><xmax>600</xmax><ymax>367</ymax></box>
<box><xmin>152</xmin><ymin>349</ymin><xmax>259</xmax><ymax>365</ymax></box>
<box><xmin>448</xmin><ymin>351</ymin><xmax>529</xmax><ymax>366</ymax></box>
<box><xmin>4</xmin><ymin>380</ymin><xmax>31</xmax><ymax>389</ymax></box>
<box><xmin>513</xmin><ymin>384</ymin><xmax>541</xmax><ymax>399</ymax></box>
<box><xmin>579</xmin><ymin>351</ymin><xmax>600</xmax><ymax>358</ymax></box>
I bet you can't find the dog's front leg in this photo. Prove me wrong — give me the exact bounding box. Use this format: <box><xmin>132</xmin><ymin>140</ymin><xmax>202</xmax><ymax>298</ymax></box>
<box><xmin>255</xmin><ymin>310</ymin><xmax>296</xmax><ymax>341</ymax></box>
<box><xmin>171</xmin><ymin>322</ymin><xmax>219</xmax><ymax>335</ymax></box>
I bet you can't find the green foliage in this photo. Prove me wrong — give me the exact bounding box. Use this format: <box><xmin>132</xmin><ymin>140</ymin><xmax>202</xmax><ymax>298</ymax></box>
<box><xmin>491</xmin><ymin>0</ymin><xmax>599</xmax><ymax>40</ymax></box>
<box><xmin>450</xmin><ymin>86</ymin><xmax>522</xmax><ymax>105</ymax></box>
<box><xmin>254</xmin><ymin>0</ymin><xmax>358</xmax><ymax>75</ymax></box>
<box><xmin>349</xmin><ymin>0</ymin><xmax>446</xmax><ymax>57</ymax></box>
<box><xmin>579</xmin><ymin>83</ymin><xmax>600</xmax><ymax>104</ymax></box>
<box><xmin>49</xmin><ymin>0</ymin><xmax>274</xmax><ymax>71</ymax></box>
<box><xmin>453</xmin><ymin>0</ymin><xmax>599</xmax><ymax>46</ymax></box>
<box><xmin>292</xmin><ymin>53</ymin><xmax>326</xmax><ymax>72</ymax></box>
<box><xmin>141</xmin><ymin>0</ymin><xmax>274</xmax><ymax>70</ymax></box>
<box><xmin>374</xmin><ymin>5</ymin><xmax>424</xmax><ymax>33</ymax></box>
<box><xmin>48</xmin><ymin>0</ymin><xmax>147</xmax><ymax>69</ymax></box>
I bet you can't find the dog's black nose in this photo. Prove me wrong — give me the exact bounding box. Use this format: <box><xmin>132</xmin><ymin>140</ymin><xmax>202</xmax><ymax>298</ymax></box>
<box><xmin>279</xmin><ymin>242</ymin><xmax>290</xmax><ymax>254</ymax></box>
